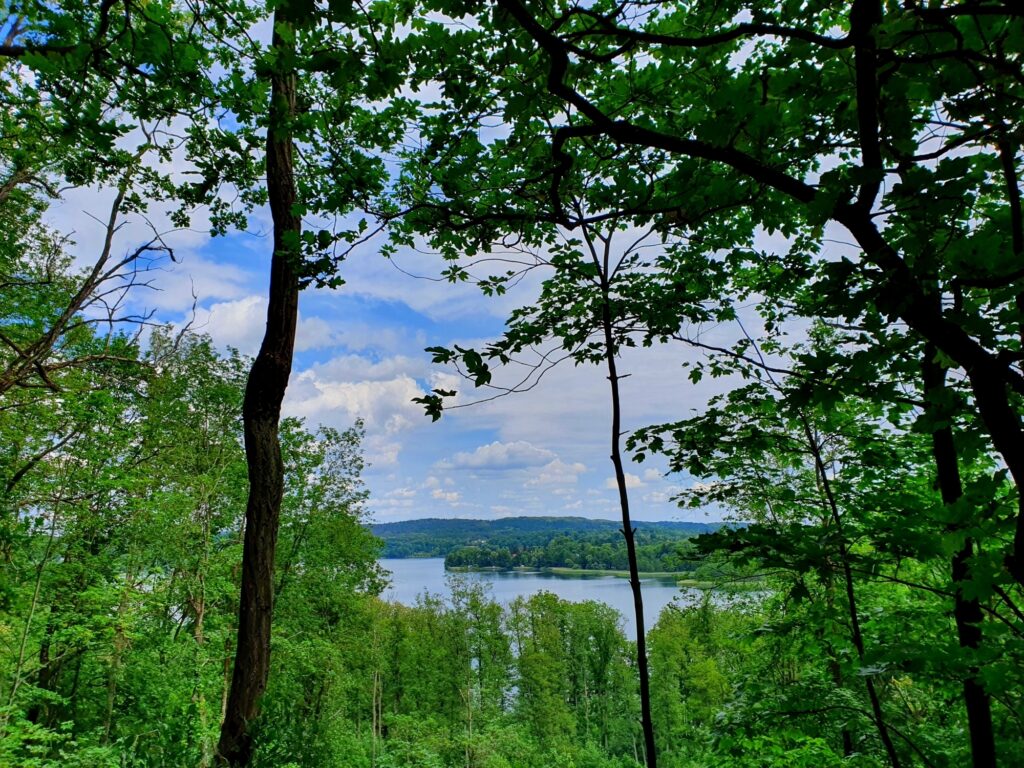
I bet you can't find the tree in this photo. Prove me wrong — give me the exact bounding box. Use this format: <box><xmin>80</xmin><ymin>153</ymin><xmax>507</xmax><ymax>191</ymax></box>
<box><xmin>631</xmin><ymin>318</ymin><xmax>1023</xmax><ymax>764</ymax></box>
<box><xmin>1</xmin><ymin>1</ymin><xmax>210</xmax><ymax>401</ymax></box>
<box><xmin>415</xmin><ymin>217</ymin><xmax>719</xmax><ymax>768</ymax></box>
<box><xmin>473</xmin><ymin>0</ymin><xmax>1024</xmax><ymax>593</ymax></box>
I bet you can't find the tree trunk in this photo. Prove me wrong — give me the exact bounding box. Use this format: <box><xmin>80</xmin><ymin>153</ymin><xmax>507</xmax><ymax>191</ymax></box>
<box><xmin>216</xmin><ymin>7</ymin><xmax>300</xmax><ymax>765</ymax></box>
<box><xmin>598</xmin><ymin>267</ymin><xmax>657</xmax><ymax>768</ymax></box>
<box><xmin>822</xmin><ymin>569</ymin><xmax>854</xmax><ymax>756</ymax></box>
<box><xmin>802</xmin><ymin>419</ymin><xmax>902</xmax><ymax>767</ymax></box>
<box><xmin>921</xmin><ymin>345</ymin><xmax>997</xmax><ymax>768</ymax></box>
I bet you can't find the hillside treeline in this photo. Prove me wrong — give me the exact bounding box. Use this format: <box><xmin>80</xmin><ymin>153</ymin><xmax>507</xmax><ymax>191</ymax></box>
<box><xmin>374</xmin><ymin>518</ymin><xmax>715</xmax><ymax>559</ymax></box>
<box><xmin>443</xmin><ymin>531</ymin><xmax>699</xmax><ymax>573</ymax></box>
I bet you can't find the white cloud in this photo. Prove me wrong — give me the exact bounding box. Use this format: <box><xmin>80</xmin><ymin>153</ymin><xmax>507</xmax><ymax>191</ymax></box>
<box><xmin>605</xmin><ymin>472</ymin><xmax>645</xmax><ymax>490</ymax></box>
<box><xmin>643</xmin><ymin>468</ymin><xmax>662</xmax><ymax>481</ymax></box>
<box><xmin>642</xmin><ymin>489</ymin><xmax>680</xmax><ymax>504</ymax></box>
<box><xmin>295</xmin><ymin>316</ymin><xmax>334</xmax><ymax>351</ymax></box>
<box><xmin>330</xmin><ymin>241</ymin><xmax>539</xmax><ymax>323</ymax></box>
<box><xmin>438</xmin><ymin>440</ymin><xmax>556</xmax><ymax>470</ymax></box>
<box><xmin>374</xmin><ymin>496</ymin><xmax>415</xmax><ymax>510</ymax></box>
<box><xmin>431</xmin><ymin>488</ymin><xmax>461</xmax><ymax>503</ymax></box>
<box><xmin>285</xmin><ymin>370</ymin><xmax>427</xmax><ymax>435</ymax></box>
<box><xmin>195</xmin><ymin>295</ymin><xmax>267</xmax><ymax>355</ymax></box>
<box><xmin>305</xmin><ymin>354</ymin><xmax>432</xmax><ymax>383</ymax></box>
<box><xmin>527</xmin><ymin>459</ymin><xmax>588</xmax><ymax>486</ymax></box>
<box><xmin>690</xmin><ymin>481</ymin><xmax>720</xmax><ymax>493</ymax></box>
<box><xmin>319</xmin><ymin>323</ymin><xmax>427</xmax><ymax>354</ymax></box>
<box><xmin>149</xmin><ymin>252</ymin><xmax>258</xmax><ymax>312</ymax></box>
<box><xmin>366</xmin><ymin>438</ymin><xmax>402</xmax><ymax>468</ymax></box>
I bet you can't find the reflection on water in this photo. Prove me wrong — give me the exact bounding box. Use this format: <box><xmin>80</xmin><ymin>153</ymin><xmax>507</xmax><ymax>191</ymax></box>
<box><xmin>378</xmin><ymin>557</ymin><xmax>701</xmax><ymax>639</ymax></box>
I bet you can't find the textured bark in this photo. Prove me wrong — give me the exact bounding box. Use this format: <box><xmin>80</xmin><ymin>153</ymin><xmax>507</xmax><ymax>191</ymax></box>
<box><xmin>216</xmin><ymin>8</ymin><xmax>300</xmax><ymax>766</ymax></box>
<box><xmin>922</xmin><ymin>347</ymin><xmax>997</xmax><ymax>768</ymax></box>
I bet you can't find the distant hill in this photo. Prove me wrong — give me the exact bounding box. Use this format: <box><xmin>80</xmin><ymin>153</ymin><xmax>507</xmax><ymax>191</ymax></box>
<box><xmin>370</xmin><ymin>516</ymin><xmax>720</xmax><ymax>559</ymax></box>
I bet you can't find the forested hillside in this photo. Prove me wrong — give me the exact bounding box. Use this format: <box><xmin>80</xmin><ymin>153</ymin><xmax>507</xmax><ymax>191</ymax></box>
<box><xmin>2</xmin><ymin>2</ymin><xmax>1023</xmax><ymax>767</ymax></box>
<box><xmin>442</xmin><ymin>532</ymin><xmax>699</xmax><ymax>574</ymax></box>
<box><xmin>373</xmin><ymin>516</ymin><xmax>716</xmax><ymax>560</ymax></box>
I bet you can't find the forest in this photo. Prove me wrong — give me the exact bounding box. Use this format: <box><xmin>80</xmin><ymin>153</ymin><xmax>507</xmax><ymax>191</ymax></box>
<box><xmin>2</xmin><ymin>1</ymin><xmax>1023</xmax><ymax>767</ymax></box>
<box><xmin>373</xmin><ymin>517</ymin><xmax>714</xmax><ymax>560</ymax></box>
<box><xmin>441</xmin><ymin>530</ymin><xmax>700</xmax><ymax>573</ymax></box>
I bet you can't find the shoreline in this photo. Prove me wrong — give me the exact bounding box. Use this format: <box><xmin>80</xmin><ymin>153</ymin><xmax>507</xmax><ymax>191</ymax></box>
<box><xmin>445</xmin><ymin>564</ymin><xmax>688</xmax><ymax>580</ymax></box>
<box><xmin>443</xmin><ymin>564</ymin><xmax>765</xmax><ymax>591</ymax></box>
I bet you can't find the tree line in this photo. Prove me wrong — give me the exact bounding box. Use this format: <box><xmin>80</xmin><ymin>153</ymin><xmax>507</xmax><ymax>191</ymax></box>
<box><xmin>375</xmin><ymin>517</ymin><xmax>714</xmax><ymax>560</ymax></box>
<box><xmin>443</xmin><ymin>531</ymin><xmax>699</xmax><ymax>574</ymax></box>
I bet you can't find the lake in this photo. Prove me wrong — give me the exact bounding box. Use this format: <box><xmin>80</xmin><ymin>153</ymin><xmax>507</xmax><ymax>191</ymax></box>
<box><xmin>379</xmin><ymin>557</ymin><xmax>708</xmax><ymax>638</ymax></box>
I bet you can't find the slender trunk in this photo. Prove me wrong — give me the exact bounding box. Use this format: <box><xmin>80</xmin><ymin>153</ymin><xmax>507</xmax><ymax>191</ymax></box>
<box><xmin>371</xmin><ymin>669</ymin><xmax>379</xmax><ymax>768</ymax></box>
<box><xmin>599</xmin><ymin>278</ymin><xmax>656</xmax><ymax>768</ymax></box>
<box><xmin>465</xmin><ymin>670</ymin><xmax>473</xmax><ymax>768</ymax></box>
<box><xmin>921</xmin><ymin>346</ymin><xmax>997</xmax><ymax>768</ymax></box>
<box><xmin>102</xmin><ymin>577</ymin><xmax>132</xmax><ymax>745</ymax></box>
<box><xmin>822</xmin><ymin>569</ymin><xmax>854</xmax><ymax>755</ymax></box>
<box><xmin>68</xmin><ymin>652</ymin><xmax>83</xmax><ymax>728</ymax></box>
<box><xmin>802</xmin><ymin>419</ymin><xmax>902</xmax><ymax>767</ymax></box>
<box><xmin>216</xmin><ymin>8</ymin><xmax>300</xmax><ymax>765</ymax></box>
<box><xmin>194</xmin><ymin>571</ymin><xmax>212</xmax><ymax>767</ymax></box>
<box><xmin>221</xmin><ymin>633</ymin><xmax>232</xmax><ymax>725</ymax></box>
<box><xmin>4</xmin><ymin>506</ymin><xmax>59</xmax><ymax>724</ymax></box>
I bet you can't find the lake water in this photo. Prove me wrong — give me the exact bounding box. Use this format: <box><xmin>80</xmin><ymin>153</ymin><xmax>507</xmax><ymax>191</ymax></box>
<box><xmin>379</xmin><ymin>557</ymin><xmax>707</xmax><ymax>638</ymax></box>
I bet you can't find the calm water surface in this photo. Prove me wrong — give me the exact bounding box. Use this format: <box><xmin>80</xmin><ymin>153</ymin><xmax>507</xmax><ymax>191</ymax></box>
<box><xmin>379</xmin><ymin>557</ymin><xmax>702</xmax><ymax>638</ymax></box>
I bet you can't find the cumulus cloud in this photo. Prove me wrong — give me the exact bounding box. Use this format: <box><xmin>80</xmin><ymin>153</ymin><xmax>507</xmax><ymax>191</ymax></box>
<box><xmin>195</xmin><ymin>295</ymin><xmax>267</xmax><ymax>355</ymax></box>
<box><xmin>605</xmin><ymin>472</ymin><xmax>646</xmax><ymax>490</ymax></box>
<box><xmin>690</xmin><ymin>481</ymin><xmax>720</xmax><ymax>493</ymax></box>
<box><xmin>438</xmin><ymin>440</ymin><xmax>556</xmax><ymax>470</ymax></box>
<box><xmin>326</xmin><ymin>324</ymin><xmax>427</xmax><ymax>354</ymax></box>
<box><xmin>642</xmin><ymin>488</ymin><xmax>681</xmax><ymax>504</ymax></box>
<box><xmin>295</xmin><ymin>316</ymin><xmax>334</xmax><ymax>351</ymax></box>
<box><xmin>303</xmin><ymin>354</ymin><xmax>433</xmax><ymax>382</ymax></box>
<box><xmin>366</xmin><ymin>438</ymin><xmax>403</xmax><ymax>467</ymax></box>
<box><xmin>192</xmin><ymin>298</ymin><xmax>358</xmax><ymax>357</ymax></box>
<box><xmin>527</xmin><ymin>459</ymin><xmax>588</xmax><ymax>486</ymax></box>
<box><xmin>431</xmin><ymin>488</ymin><xmax>461</xmax><ymax>503</ymax></box>
<box><xmin>285</xmin><ymin>369</ymin><xmax>427</xmax><ymax>435</ymax></box>
<box><xmin>374</xmin><ymin>496</ymin><xmax>415</xmax><ymax>510</ymax></box>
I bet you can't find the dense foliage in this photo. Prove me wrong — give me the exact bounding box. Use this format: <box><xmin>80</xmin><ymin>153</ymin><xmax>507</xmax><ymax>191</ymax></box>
<box><xmin>3</xmin><ymin>0</ymin><xmax>1024</xmax><ymax>766</ymax></box>
<box><xmin>0</xmin><ymin>324</ymin><xmax>384</xmax><ymax>766</ymax></box>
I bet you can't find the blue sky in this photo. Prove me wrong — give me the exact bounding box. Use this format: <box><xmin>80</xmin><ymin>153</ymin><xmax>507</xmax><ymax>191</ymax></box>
<box><xmin>54</xmin><ymin>182</ymin><xmax>739</xmax><ymax>525</ymax></box>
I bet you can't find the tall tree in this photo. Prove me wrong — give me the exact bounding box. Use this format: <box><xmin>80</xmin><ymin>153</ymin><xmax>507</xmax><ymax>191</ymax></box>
<box><xmin>215</xmin><ymin>5</ymin><xmax>301</xmax><ymax>763</ymax></box>
<box><xmin>207</xmin><ymin>1</ymin><xmax>411</xmax><ymax>760</ymax></box>
<box><xmin>472</xmin><ymin>0</ymin><xmax>1024</xmax><ymax>590</ymax></box>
